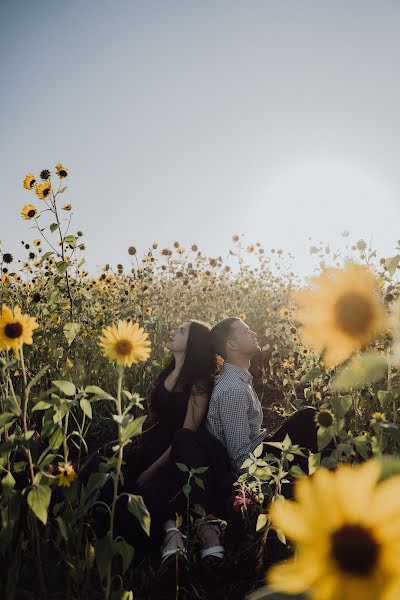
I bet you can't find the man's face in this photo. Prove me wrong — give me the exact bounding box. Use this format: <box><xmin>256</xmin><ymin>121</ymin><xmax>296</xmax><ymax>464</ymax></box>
<box><xmin>227</xmin><ymin>320</ymin><xmax>261</xmax><ymax>357</ymax></box>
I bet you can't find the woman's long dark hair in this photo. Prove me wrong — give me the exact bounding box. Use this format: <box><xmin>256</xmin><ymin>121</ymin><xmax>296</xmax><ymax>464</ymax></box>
<box><xmin>150</xmin><ymin>319</ymin><xmax>221</xmax><ymax>404</ymax></box>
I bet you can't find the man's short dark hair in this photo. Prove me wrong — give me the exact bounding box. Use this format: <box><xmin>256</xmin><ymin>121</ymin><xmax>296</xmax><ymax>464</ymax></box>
<box><xmin>210</xmin><ymin>317</ymin><xmax>241</xmax><ymax>360</ymax></box>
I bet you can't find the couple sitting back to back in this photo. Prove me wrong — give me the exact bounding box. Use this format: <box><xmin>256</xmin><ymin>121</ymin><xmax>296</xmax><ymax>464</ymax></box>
<box><xmin>121</xmin><ymin>317</ymin><xmax>319</xmax><ymax>567</ymax></box>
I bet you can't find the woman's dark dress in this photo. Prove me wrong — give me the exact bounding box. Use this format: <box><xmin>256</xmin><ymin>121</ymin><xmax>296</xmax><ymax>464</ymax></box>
<box><xmin>105</xmin><ymin>375</ymin><xmax>234</xmax><ymax>559</ymax></box>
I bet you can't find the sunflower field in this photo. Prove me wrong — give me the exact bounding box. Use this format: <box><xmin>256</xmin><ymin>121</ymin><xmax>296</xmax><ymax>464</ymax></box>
<box><xmin>1</xmin><ymin>165</ymin><xmax>400</xmax><ymax>600</ymax></box>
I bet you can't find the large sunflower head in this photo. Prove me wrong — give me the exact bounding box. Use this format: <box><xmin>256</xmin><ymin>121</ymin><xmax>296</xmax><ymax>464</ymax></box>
<box><xmin>23</xmin><ymin>173</ymin><xmax>36</xmax><ymax>190</ymax></box>
<box><xmin>98</xmin><ymin>319</ymin><xmax>151</xmax><ymax>368</ymax></box>
<box><xmin>35</xmin><ymin>182</ymin><xmax>52</xmax><ymax>200</ymax></box>
<box><xmin>0</xmin><ymin>304</ymin><xmax>39</xmax><ymax>356</ymax></box>
<box><xmin>291</xmin><ymin>261</ymin><xmax>388</xmax><ymax>368</ymax></box>
<box><xmin>55</xmin><ymin>163</ymin><xmax>69</xmax><ymax>178</ymax></box>
<box><xmin>267</xmin><ymin>459</ymin><xmax>400</xmax><ymax>600</ymax></box>
<box><xmin>21</xmin><ymin>204</ymin><xmax>38</xmax><ymax>221</ymax></box>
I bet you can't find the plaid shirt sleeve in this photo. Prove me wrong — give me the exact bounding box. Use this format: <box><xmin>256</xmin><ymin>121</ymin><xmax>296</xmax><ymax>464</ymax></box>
<box><xmin>217</xmin><ymin>387</ymin><xmax>253</xmax><ymax>473</ymax></box>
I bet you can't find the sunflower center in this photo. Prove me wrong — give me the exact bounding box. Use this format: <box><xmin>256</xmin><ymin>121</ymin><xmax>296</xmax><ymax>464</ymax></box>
<box><xmin>331</xmin><ymin>524</ymin><xmax>379</xmax><ymax>575</ymax></box>
<box><xmin>5</xmin><ymin>322</ymin><xmax>23</xmax><ymax>339</ymax></box>
<box><xmin>28</xmin><ymin>210</ymin><xmax>36</xmax><ymax>217</ymax></box>
<box><xmin>43</xmin><ymin>188</ymin><xmax>50</xmax><ymax>197</ymax></box>
<box><xmin>317</xmin><ymin>411</ymin><xmax>333</xmax><ymax>428</ymax></box>
<box><xmin>114</xmin><ymin>339</ymin><xmax>133</xmax><ymax>356</ymax></box>
<box><xmin>334</xmin><ymin>292</ymin><xmax>374</xmax><ymax>336</ymax></box>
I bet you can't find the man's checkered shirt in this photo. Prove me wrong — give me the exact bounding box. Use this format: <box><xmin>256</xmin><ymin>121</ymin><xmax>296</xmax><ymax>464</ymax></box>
<box><xmin>205</xmin><ymin>361</ymin><xmax>267</xmax><ymax>474</ymax></box>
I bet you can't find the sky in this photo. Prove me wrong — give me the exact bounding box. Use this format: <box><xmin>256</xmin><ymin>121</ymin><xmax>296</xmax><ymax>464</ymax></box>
<box><xmin>1</xmin><ymin>0</ymin><xmax>399</xmax><ymax>280</ymax></box>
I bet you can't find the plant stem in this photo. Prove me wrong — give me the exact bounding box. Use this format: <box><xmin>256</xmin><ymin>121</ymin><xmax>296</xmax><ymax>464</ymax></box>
<box><xmin>105</xmin><ymin>365</ymin><xmax>124</xmax><ymax>600</ymax></box>
<box><xmin>20</xmin><ymin>347</ymin><xmax>35</xmax><ymax>484</ymax></box>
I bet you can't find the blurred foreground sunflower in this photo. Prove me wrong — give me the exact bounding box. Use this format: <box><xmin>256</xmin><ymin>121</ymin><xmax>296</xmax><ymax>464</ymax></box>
<box><xmin>98</xmin><ymin>319</ymin><xmax>151</xmax><ymax>367</ymax></box>
<box><xmin>0</xmin><ymin>304</ymin><xmax>39</xmax><ymax>356</ymax></box>
<box><xmin>291</xmin><ymin>261</ymin><xmax>388</xmax><ymax>368</ymax></box>
<box><xmin>267</xmin><ymin>459</ymin><xmax>400</xmax><ymax>600</ymax></box>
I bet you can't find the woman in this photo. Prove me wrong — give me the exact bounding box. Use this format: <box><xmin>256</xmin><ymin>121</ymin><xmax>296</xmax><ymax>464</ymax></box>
<box><xmin>121</xmin><ymin>319</ymin><xmax>232</xmax><ymax>568</ymax></box>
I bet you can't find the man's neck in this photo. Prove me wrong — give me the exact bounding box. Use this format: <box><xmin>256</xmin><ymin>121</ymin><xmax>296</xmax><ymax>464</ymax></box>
<box><xmin>225</xmin><ymin>355</ymin><xmax>251</xmax><ymax>373</ymax></box>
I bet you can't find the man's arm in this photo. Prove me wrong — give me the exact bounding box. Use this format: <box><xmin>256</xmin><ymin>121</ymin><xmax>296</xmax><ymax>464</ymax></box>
<box><xmin>217</xmin><ymin>387</ymin><xmax>252</xmax><ymax>472</ymax></box>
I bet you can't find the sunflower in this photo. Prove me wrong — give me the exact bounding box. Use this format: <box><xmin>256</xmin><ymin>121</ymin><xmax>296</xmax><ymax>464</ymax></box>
<box><xmin>55</xmin><ymin>163</ymin><xmax>69</xmax><ymax>178</ymax></box>
<box><xmin>1</xmin><ymin>274</ymin><xmax>10</xmax><ymax>285</ymax></box>
<box><xmin>35</xmin><ymin>182</ymin><xmax>52</xmax><ymax>200</ymax></box>
<box><xmin>98</xmin><ymin>319</ymin><xmax>151</xmax><ymax>367</ymax></box>
<box><xmin>33</xmin><ymin>239</ymin><xmax>41</xmax><ymax>247</ymax></box>
<box><xmin>21</xmin><ymin>204</ymin><xmax>38</xmax><ymax>220</ymax></box>
<box><xmin>23</xmin><ymin>173</ymin><xmax>36</xmax><ymax>190</ymax></box>
<box><xmin>291</xmin><ymin>261</ymin><xmax>388</xmax><ymax>369</ymax></box>
<box><xmin>267</xmin><ymin>459</ymin><xmax>400</xmax><ymax>600</ymax></box>
<box><xmin>315</xmin><ymin>409</ymin><xmax>335</xmax><ymax>429</ymax></box>
<box><xmin>57</xmin><ymin>463</ymin><xmax>76</xmax><ymax>487</ymax></box>
<box><xmin>371</xmin><ymin>412</ymin><xmax>386</xmax><ymax>422</ymax></box>
<box><xmin>239</xmin><ymin>312</ymin><xmax>247</xmax><ymax>321</ymax></box>
<box><xmin>62</xmin><ymin>203</ymin><xmax>72</xmax><ymax>211</ymax></box>
<box><xmin>0</xmin><ymin>304</ymin><xmax>39</xmax><ymax>356</ymax></box>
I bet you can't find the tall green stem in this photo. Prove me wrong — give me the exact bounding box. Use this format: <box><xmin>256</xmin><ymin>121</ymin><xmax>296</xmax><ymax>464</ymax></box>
<box><xmin>105</xmin><ymin>365</ymin><xmax>124</xmax><ymax>600</ymax></box>
<box><xmin>20</xmin><ymin>347</ymin><xmax>35</xmax><ymax>484</ymax></box>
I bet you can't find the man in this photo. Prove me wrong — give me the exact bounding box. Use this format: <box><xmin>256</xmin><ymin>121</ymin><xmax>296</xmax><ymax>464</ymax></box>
<box><xmin>205</xmin><ymin>317</ymin><xmax>318</xmax><ymax>477</ymax></box>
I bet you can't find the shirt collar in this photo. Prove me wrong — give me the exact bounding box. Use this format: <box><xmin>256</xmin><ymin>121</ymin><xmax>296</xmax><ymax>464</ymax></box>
<box><xmin>222</xmin><ymin>361</ymin><xmax>253</xmax><ymax>384</ymax></box>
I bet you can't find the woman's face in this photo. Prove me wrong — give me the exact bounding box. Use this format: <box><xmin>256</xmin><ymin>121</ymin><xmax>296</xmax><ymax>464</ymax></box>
<box><xmin>165</xmin><ymin>321</ymin><xmax>191</xmax><ymax>353</ymax></box>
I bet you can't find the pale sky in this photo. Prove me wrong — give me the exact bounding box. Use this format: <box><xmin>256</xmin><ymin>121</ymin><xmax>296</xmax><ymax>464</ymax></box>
<box><xmin>1</xmin><ymin>0</ymin><xmax>399</xmax><ymax>280</ymax></box>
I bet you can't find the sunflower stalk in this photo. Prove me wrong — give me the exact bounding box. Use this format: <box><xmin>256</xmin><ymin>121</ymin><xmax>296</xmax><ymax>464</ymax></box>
<box><xmin>19</xmin><ymin>346</ymin><xmax>35</xmax><ymax>485</ymax></box>
<box><xmin>105</xmin><ymin>364</ymin><xmax>124</xmax><ymax>600</ymax></box>
<box><xmin>51</xmin><ymin>189</ymin><xmax>74</xmax><ymax>321</ymax></box>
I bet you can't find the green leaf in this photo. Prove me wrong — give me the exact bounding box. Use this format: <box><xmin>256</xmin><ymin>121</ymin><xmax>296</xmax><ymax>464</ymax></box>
<box><xmin>85</xmin><ymin>385</ymin><xmax>113</xmax><ymax>398</ymax></box>
<box><xmin>27</xmin><ymin>365</ymin><xmax>49</xmax><ymax>392</ymax></box>
<box><xmin>49</xmin><ymin>426</ymin><xmax>63</xmax><ymax>450</ymax></box>
<box><xmin>253</xmin><ymin>443</ymin><xmax>264</xmax><ymax>458</ymax></box>
<box><xmin>52</xmin><ymin>380</ymin><xmax>76</xmax><ymax>397</ymax></box>
<box><xmin>182</xmin><ymin>483</ymin><xmax>192</xmax><ymax>498</ymax></box>
<box><xmin>112</xmin><ymin>539</ymin><xmax>134</xmax><ymax>574</ymax></box>
<box><xmin>256</xmin><ymin>513</ymin><xmax>268</xmax><ymax>531</ymax></box>
<box><xmin>1</xmin><ymin>471</ymin><xmax>15</xmax><ymax>496</ymax></box>
<box><xmin>84</xmin><ymin>472</ymin><xmax>110</xmax><ymax>498</ymax></box>
<box><xmin>175</xmin><ymin>462</ymin><xmax>189</xmax><ymax>472</ymax></box>
<box><xmin>80</xmin><ymin>398</ymin><xmax>92</xmax><ymax>419</ymax></box>
<box><xmin>330</xmin><ymin>395</ymin><xmax>352</xmax><ymax>418</ymax></box>
<box><xmin>50</xmin><ymin>223</ymin><xmax>59</xmax><ymax>233</ymax></box>
<box><xmin>194</xmin><ymin>476</ymin><xmax>205</xmax><ymax>489</ymax></box>
<box><xmin>0</xmin><ymin>413</ymin><xmax>15</xmax><ymax>428</ymax></box>
<box><xmin>59</xmin><ymin>186</ymin><xmax>68</xmax><ymax>194</ymax></box>
<box><xmin>332</xmin><ymin>353</ymin><xmax>387</xmax><ymax>391</ymax></box>
<box><xmin>95</xmin><ymin>535</ymin><xmax>114</xmax><ymax>582</ymax></box>
<box><xmin>126</xmin><ymin>494</ymin><xmax>151</xmax><ymax>536</ymax></box>
<box><xmin>32</xmin><ymin>400</ymin><xmax>53</xmax><ymax>412</ymax></box>
<box><xmin>56</xmin><ymin>516</ymin><xmax>68</xmax><ymax>541</ymax></box>
<box><xmin>317</xmin><ymin>427</ymin><xmax>334</xmax><ymax>451</ymax></box>
<box><xmin>377</xmin><ymin>456</ymin><xmax>400</xmax><ymax>483</ymax></box>
<box><xmin>64</xmin><ymin>322</ymin><xmax>80</xmax><ymax>346</ymax></box>
<box><xmin>27</xmin><ymin>484</ymin><xmax>52</xmax><ymax>525</ymax></box>
<box><xmin>120</xmin><ymin>415</ymin><xmax>147</xmax><ymax>445</ymax></box>
<box><xmin>300</xmin><ymin>367</ymin><xmax>323</xmax><ymax>383</ymax></box>
<box><xmin>377</xmin><ymin>390</ymin><xmax>392</xmax><ymax>411</ymax></box>
<box><xmin>385</xmin><ymin>255</ymin><xmax>400</xmax><ymax>278</ymax></box>
<box><xmin>194</xmin><ymin>466</ymin><xmax>209</xmax><ymax>474</ymax></box>
<box><xmin>56</xmin><ymin>261</ymin><xmax>69</xmax><ymax>274</ymax></box>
